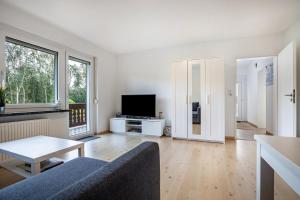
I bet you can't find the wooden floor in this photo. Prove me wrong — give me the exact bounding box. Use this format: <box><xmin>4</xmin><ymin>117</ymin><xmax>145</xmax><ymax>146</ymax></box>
<box><xmin>236</xmin><ymin>128</ymin><xmax>266</xmax><ymax>141</ymax></box>
<box><xmin>0</xmin><ymin>134</ymin><xmax>299</xmax><ymax>200</ymax></box>
<box><xmin>236</xmin><ymin>122</ymin><xmax>257</xmax><ymax>130</ymax></box>
<box><xmin>236</xmin><ymin>122</ymin><xmax>266</xmax><ymax>141</ymax></box>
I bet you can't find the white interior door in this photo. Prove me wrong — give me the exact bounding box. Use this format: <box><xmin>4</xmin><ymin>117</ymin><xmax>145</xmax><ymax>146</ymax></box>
<box><xmin>236</xmin><ymin>75</ymin><xmax>247</xmax><ymax>122</ymax></box>
<box><xmin>236</xmin><ymin>82</ymin><xmax>242</xmax><ymax>121</ymax></box>
<box><xmin>171</xmin><ymin>60</ymin><xmax>188</xmax><ymax>139</ymax></box>
<box><xmin>277</xmin><ymin>42</ymin><xmax>296</xmax><ymax>137</ymax></box>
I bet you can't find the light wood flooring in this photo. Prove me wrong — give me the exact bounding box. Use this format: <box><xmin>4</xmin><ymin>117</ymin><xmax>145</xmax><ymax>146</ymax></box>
<box><xmin>0</xmin><ymin>134</ymin><xmax>299</xmax><ymax>200</ymax></box>
<box><xmin>236</xmin><ymin>122</ymin><xmax>257</xmax><ymax>130</ymax></box>
<box><xmin>236</xmin><ymin>122</ymin><xmax>266</xmax><ymax>141</ymax></box>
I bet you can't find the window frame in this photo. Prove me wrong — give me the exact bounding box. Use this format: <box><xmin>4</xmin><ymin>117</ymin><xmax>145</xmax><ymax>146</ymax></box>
<box><xmin>4</xmin><ymin>37</ymin><xmax>60</xmax><ymax>108</ymax></box>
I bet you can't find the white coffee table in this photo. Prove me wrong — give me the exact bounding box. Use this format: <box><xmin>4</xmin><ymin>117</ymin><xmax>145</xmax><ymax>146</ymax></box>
<box><xmin>255</xmin><ymin>135</ymin><xmax>300</xmax><ymax>200</ymax></box>
<box><xmin>0</xmin><ymin>136</ymin><xmax>84</xmax><ymax>177</ymax></box>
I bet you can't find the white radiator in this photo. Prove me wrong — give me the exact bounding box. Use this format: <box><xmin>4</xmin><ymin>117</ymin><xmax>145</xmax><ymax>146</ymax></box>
<box><xmin>0</xmin><ymin>119</ymin><xmax>49</xmax><ymax>161</ymax></box>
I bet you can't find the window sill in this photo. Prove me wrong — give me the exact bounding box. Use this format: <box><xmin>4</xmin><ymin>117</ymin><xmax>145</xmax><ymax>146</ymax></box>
<box><xmin>5</xmin><ymin>103</ymin><xmax>60</xmax><ymax>109</ymax></box>
<box><xmin>0</xmin><ymin>109</ymin><xmax>69</xmax><ymax>117</ymax></box>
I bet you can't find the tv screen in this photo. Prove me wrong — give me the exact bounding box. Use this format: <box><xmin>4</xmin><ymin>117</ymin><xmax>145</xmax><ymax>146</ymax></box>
<box><xmin>122</xmin><ymin>95</ymin><xmax>156</xmax><ymax>117</ymax></box>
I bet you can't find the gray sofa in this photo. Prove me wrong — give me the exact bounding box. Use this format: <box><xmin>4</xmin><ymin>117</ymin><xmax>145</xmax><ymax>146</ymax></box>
<box><xmin>0</xmin><ymin>142</ymin><xmax>160</xmax><ymax>200</ymax></box>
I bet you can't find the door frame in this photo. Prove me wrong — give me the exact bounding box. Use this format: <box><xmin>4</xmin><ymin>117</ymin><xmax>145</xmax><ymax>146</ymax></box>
<box><xmin>66</xmin><ymin>51</ymin><xmax>96</xmax><ymax>139</ymax></box>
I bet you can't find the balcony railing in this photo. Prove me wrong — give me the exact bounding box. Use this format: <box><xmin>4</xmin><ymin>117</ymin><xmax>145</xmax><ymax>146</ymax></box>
<box><xmin>69</xmin><ymin>103</ymin><xmax>86</xmax><ymax>128</ymax></box>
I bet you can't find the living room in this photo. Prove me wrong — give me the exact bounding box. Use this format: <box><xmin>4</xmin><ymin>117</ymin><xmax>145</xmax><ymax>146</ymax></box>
<box><xmin>0</xmin><ymin>1</ymin><xmax>300</xmax><ymax>200</ymax></box>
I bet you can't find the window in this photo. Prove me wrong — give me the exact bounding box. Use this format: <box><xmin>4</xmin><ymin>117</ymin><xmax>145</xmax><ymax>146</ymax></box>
<box><xmin>4</xmin><ymin>37</ymin><xmax>58</xmax><ymax>104</ymax></box>
<box><xmin>68</xmin><ymin>57</ymin><xmax>88</xmax><ymax>105</ymax></box>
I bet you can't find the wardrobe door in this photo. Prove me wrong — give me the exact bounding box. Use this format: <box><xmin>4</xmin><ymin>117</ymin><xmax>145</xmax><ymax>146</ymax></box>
<box><xmin>205</xmin><ymin>58</ymin><xmax>225</xmax><ymax>142</ymax></box>
<box><xmin>187</xmin><ymin>60</ymin><xmax>206</xmax><ymax>140</ymax></box>
<box><xmin>171</xmin><ymin>61</ymin><xmax>188</xmax><ymax>139</ymax></box>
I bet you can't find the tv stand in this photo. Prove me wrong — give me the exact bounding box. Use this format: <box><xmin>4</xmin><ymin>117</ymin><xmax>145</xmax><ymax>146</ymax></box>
<box><xmin>110</xmin><ymin>117</ymin><xmax>165</xmax><ymax>136</ymax></box>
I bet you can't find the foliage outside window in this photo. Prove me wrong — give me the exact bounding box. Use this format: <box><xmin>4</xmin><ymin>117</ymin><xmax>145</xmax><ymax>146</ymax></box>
<box><xmin>4</xmin><ymin>37</ymin><xmax>57</xmax><ymax>104</ymax></box>
<box><xmin>68</xmin><ymin>57</ymin><xmax>88</xmax><ymax>104</ymax></box>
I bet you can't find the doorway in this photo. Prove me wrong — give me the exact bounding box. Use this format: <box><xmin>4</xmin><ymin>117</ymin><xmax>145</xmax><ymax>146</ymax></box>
<box><xmin>235</xmin><ymin>57</ymin><xmax>276</xmax><ymax>140</ymax></box>
<box><xmin>68</xmin><ymin>56</ymin><xmax>93</xmax><ymax>137</ymax></box>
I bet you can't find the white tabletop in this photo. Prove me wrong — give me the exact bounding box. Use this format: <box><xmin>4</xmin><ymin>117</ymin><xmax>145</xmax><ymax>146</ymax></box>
<box><xmin>0</xmin><ymin>136</ymin><xmax>83</xmax><ymax>162</ymax></box>
<box><xmin>255</xmin><ymin>135</ymin><xmax>300</xmax><ymax>167</ymax></box>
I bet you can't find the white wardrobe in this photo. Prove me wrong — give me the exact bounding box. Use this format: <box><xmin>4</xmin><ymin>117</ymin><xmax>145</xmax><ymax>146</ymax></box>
<box><xmin>171</xmin><ymin>59</ymin><xmax>225</xmax><ymax>143</ymax></box>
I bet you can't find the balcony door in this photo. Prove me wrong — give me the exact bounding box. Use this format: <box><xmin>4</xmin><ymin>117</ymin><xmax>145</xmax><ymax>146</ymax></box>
<box><xmin>67</xmin><ymin>55</ymin><xmax>94</xmax><ymax>137</ymax></box>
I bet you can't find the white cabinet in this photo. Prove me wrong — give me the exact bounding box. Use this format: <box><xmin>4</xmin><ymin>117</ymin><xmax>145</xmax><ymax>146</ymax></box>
<box><xmin>110</xmin><ymin>118</ymin><xmax>165</xmax><ymax>136</ymax></box>
<box><xmin>142</xmin><ymin>120</ymin><xmax>165</xmax><ymax>136</ymax></box>
<box><xmin>171</xmin><ymin>58</ymin><xmax>225</xmax><ymax>143</ymax></box>
<box><xmin>110</xmin><ymin>118</ymin><xmax>126</xmax><ymax>133</ymax></box>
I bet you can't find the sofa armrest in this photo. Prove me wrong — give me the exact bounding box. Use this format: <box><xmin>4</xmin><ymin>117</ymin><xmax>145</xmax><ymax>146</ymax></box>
<box><xmin>49</xmin><ymin>142</ymin><xmax>160</xmax><ymax>200</ymax></box>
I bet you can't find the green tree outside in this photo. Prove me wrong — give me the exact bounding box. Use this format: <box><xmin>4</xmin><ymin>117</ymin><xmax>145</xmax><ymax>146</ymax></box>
<box><xmin>5</xmin><ymin>41</ymin><xmax>87</xmax><ymax>104</ymax></box>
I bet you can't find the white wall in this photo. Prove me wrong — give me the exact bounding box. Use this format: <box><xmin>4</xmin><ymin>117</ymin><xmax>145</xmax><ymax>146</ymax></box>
<box><xmin>116</xmin><ymin>35</ymin><xmax>283</xmax><ymax>136</ymax></box>
<box><xmin>284</xmin><ymin>19</ymin><xmax>300</xmax><ymax>137</ymax></box>
<box><xmin>257</xmin><ymin>69</ymin><xmax>266</xmax><ymax>128</ymax></box>
<box><xmin>0</xmin><ymin>3</ymin><xmax>117</xmax><ymax>134</ymax></box>
<box><xmin>244</xmin><ymin>61</ymin><xmax>259</xmax><ymax>125</ymax></box>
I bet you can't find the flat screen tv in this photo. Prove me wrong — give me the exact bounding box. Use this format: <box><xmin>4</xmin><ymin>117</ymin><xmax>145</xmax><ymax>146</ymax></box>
<box><xmin>122</xmin><ymin>95</ymin><xmax>156</xmax><ymax>118</ymax></box>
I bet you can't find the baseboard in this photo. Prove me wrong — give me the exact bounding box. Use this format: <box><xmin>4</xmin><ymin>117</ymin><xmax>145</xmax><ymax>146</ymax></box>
<box><xmin>225</xmin><ymin>136</ymin><xmax>236</xmax><ymax>140</ymax></box>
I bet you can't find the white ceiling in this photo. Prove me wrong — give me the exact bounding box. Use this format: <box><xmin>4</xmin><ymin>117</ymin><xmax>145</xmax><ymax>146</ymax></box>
<box><xmin>2</xmin><ymin>0</ymin><xmax>300</xmax><ymax>54</ymax></box>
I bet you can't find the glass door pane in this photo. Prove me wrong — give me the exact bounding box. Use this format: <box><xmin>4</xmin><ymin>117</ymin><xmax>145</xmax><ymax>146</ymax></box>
<box><xmin>191</xmin><ymin>63</ymin><xmax>201</xmax><ymax>135</ymax></box>
<box><xmin>68</xmin><ymin>57</ymin><xmax>90</xmax><ymax>136</ymax></box>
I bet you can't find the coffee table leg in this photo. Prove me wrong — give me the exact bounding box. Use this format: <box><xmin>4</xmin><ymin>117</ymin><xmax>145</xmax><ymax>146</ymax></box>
<box><xmin>78</xmin><ymin>145</ymin><xmax>85</xmax><ymax>157</ymax></box>
<box><xmin>31</xmin><ymin>162</ymin><xmax>41</xmax><ymax>175</ymax></box>
<box><xmin>256</xmin><ymin>143</ymin><xmax>274</xmax><ymax>200</ymax></box>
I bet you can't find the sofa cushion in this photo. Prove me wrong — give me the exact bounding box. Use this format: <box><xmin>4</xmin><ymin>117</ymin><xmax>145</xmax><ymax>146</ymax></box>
<box><xmin>48</xmin><ymin>142</ymin><xmax>160</xmax><ymax>200</ymax></box>
<box><xmin>0</xmin><ymin>157</ymin><xmax>108</xmax><ymax>200</ymax></box>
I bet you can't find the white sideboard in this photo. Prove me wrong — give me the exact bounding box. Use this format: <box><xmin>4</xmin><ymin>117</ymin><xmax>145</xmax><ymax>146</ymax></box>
<box><xmin>110</xmin><ymin>118</ymin><xmax>165</xmax><ymax>136</ymax></box>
